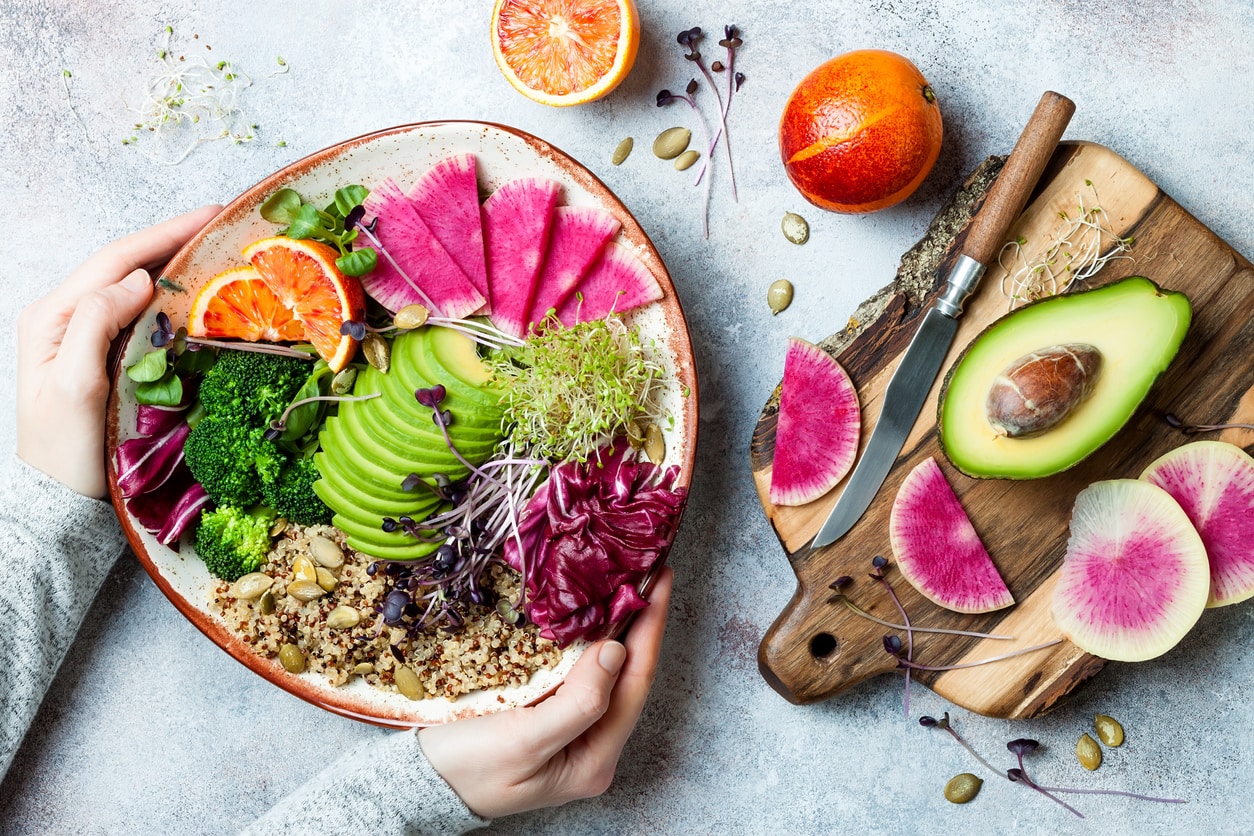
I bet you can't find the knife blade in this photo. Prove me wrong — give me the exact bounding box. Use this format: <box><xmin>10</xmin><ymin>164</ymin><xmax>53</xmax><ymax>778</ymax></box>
<box><xmin>810</xmin><ymin>91</ymin><xmax>1076</xmax><ymax>550</ymax></box>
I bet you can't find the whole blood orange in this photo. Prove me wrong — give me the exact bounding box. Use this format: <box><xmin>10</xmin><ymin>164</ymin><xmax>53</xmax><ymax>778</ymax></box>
<box><xmin>779</xmin><ymin>50</ymin><xmax>942</xmax><ymax>214</ymax></box>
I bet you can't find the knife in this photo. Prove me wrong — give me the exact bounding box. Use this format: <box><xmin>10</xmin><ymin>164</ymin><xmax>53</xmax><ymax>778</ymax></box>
<box><xmin>811</xmin><ymin>91</ymin><xmax>1076</xmax><ymax>550</ymax></box>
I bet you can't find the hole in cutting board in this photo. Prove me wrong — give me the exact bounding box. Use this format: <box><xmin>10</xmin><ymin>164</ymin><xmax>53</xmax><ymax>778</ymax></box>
<box><xmin>809</xmin><ymin>632</ymin><xmax>838</xmax><ymax>659</ymax></box>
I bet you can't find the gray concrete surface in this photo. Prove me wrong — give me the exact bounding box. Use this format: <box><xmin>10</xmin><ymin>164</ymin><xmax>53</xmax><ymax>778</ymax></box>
<box><xmin>2</xmin><ymin>0</ymin><xmax>1252</xmax><ymax>833</ymax></box>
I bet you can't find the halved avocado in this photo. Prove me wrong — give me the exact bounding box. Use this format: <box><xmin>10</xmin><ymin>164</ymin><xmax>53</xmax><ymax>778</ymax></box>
<box><xmin>938</xmin><ymin>277</ymin><xmax>1190</xmax><ymax>479</ymax></box>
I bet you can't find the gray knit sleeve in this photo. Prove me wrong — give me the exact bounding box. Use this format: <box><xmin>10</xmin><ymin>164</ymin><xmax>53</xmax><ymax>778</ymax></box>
<box><xmin>243</xmin><ymin>727</ymin><xmax>489</xmax><ymax>835</ymax></box>
<box><xmin>0</xmin><ymin>455</ymin><xmax>129</xmax><ymax>779</ymax></box>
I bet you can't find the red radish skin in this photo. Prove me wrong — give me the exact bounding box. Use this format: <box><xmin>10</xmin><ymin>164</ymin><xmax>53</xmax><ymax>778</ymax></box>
<box><xmin>1052</xmin><ymin>479</ymin><xmax>1209</xmax><ymax>662</ymax></box>
<box><xmin>889</xmin><ymin>457</ymin><xmax>1013</xmax><ymax>614</ymax></box>
<box><xmin>526</xmin><ymin>205</ymin><xmax>621</xmax><ymax>327</ymax></box>
<box><xmin>360</xmin><ymin>177</ymin><xmax>486</xmax><ymax>318</ymax></box>
<box><xmin>769</xmin><ymin>337</ymin><xmax>860</xmax><ymax>507</ymax></box>
<box><xmin>407</xmin><ymin>154</ymin><xmax>490</xmax><ymax>314</ymax></box>
<box><xmin>483</xmin><ymin>177</ymin><xmax>561</xmax><ymax>337</ymax></box>
<box><xmin>554</xmin><ymin>242</ymin><xmax>663</xmax><ymax>326</ymax></box>
<box><xmin>1141</xmin><ymin>440</ymin><xmax>1254</xmax><ymax>608</ymax></box>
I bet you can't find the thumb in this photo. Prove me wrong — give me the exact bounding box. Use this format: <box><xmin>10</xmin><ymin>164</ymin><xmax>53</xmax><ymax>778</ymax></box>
<box><xmin>513</xmin><ymin>640</ymin><xmax>627</xmax><ymax>762</ymax></box>
<box><xmin>55</xmin><ymin>269</ymin><xmax>154</xmax><ymax>387</ymax></box>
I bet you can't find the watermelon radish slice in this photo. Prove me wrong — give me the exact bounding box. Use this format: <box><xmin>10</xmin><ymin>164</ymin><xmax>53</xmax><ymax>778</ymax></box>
<box><xmin>554</xmin><ymin>242</ymin><xmax>664</xmax><ymax>327</ymax></box>
<box><xmin>1141</xmin><ymin>440</ymin><xmax>1254</xmax><ymax>608</ymax></box>
<box><xmin>768</xmin><ymin>337</ymin><xmax>860</xmax><ymax>507</ymax></box>
<box><xmin>889</xmin><ymin>457</ymin><xmax>1014</xmax><ymax>614</ymax></box>
<box><xmin>526</xmin><ymin>205</ymin><xmax>621</xmax><ymax>328</ymax></box>
<box><xmin>483</xmin><ymin>177</ymin><xmax>561</xmax><ymax>337</ymax></box>
<box><xmin>1052</xmin><ymin>479</ymin><xmax>1209</xmax><ymax>662</ymax></box>
<box><xmin>360</xmin><ymin>178</ymin><xmax>486</xmax><ymax>319</ymax></box>
<box><xmin>407</xmin><ymin>154</ymin><xmax>490</xmax><ymax>314</ymax></box>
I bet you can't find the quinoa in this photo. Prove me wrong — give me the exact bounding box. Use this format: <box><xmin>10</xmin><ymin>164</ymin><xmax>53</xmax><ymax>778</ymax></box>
<box><xmin>209</xmin><ymin>523</ymin><xmax>562</xmax><ymax>700</ymax></box>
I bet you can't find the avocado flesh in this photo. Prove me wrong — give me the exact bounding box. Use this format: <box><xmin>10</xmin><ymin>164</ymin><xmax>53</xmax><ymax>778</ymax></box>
<box><xmin>390</xmin><ymin>329</ymin><xmax>506</xmax><ymax>427</ymax></box>
<box><xmin>939</xmin><ymin>277</ymin><xmax>1190</xmax><ymax>479</ymax></box>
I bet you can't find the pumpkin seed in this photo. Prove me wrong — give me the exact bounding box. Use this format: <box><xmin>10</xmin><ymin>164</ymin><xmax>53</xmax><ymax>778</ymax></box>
<box><xmin>287</xmin><ymin>579</ymin><xmax>327</xmax><ymax>602</ymax></box>
<box><xmin>229</xmin><ymin>572</ymin><xmax>272</xmax><ymax>600</ymax></box>
<box><xmin>278</xmin><ymin>643</ymin><xmax>305</xmax><ymax>674</ymax></box>
<box><xmin>644</xmin><ymin>423</ymin><xmax>665</xmax><ymax>464</ymax></box>
<box><xmin>1076</xmin><ymin>733</ymin><xmax>1103</xmax><ymax>770</ymax></box>
<box><xmin>259</xmin><ymin>590</ymin><xmax>276</xmax><ymax>615</ymax></box>
<box><xmin>353</xmin><ymin>662</ymin><xmax>374</xmax><ymax>676</ymax></box>
<box><xmin>625</xmin><ymin>419</ymin><xmax>645</xmax><ymax>449</ymax></box>
<box><xmin>767</xmin><ymin>279</ymin><xmax>794</xmax><ymax>315</ymax></box>
<box><xmin>362</xmin><ymin>332</ymin><xmax>390</xmax><ymax>372</ymax></box>
<box><xmin>1095</xmin><ymin>714</ymin><xmax>1124</xmax><ymax>747</ymax></box>
<box><xmin>269</xmin><ymin>517</ymin><xmax>288</xmax><ymax>537</ymax></box>
<box><xmin>292</xmin><ymin>555</ymin><xmax>318</xmax><ymax>583</ymax></box>
<box><xmin>782</xmin><ymin>212</ymin><xmax>810</xmax><ymax>245</ymax></box>
<box><xmin>315</xmin><ymin>566</ymin><xmax>338</xmax><ymax>592</ymax></box>
<box><xmin>309</xmin><ymin>535</ymin><xmax>345</xmax><ymax>569</ymax></box>
<box><xmin>653</xmin><ymin>127</ymin><xmax>691</xmax><ymax>160</ymax></box>
<box><xmin>326</xmin><ymin>605</ymin><xmax>361</xmax><ymax>630</ymax></box>
<box><xmin>943</xmin><ymin>772</ymin><xmax>983</xmax><ymax>804</ymax></box>
<box><xmin>395</xmin><ymin>666</ymin><xmax>424</xmax><ymax>700</ymax></box>
<box><xmin>394</xmin><ymin>304</ymin><xmax>430</xmax><ymax>329</ymax></box>
<box><xmin>612</xmin><ymin>137</ymin><xmax>633</xmax><ymax>166</ymax></box>
<box><xmin>674</xmin><ymin>149</ymin><xmax>700</xmax><ymax>171</ymax></box>
<box><xmin>331</xmin><ymin>367</ymin><xmax>357</xmax><ymax>395</ymax></box>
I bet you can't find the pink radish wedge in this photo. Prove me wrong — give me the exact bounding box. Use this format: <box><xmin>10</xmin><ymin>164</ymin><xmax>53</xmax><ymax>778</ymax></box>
<box><xmin>360</xmin><ymin>177</ymin><xmax>486</xmax><ymax>318</ymax></box>
<box><xmin>526</xmin><ymin>205</ymin><xmax>621</xmax><ymax>328</ymax></box>
<box><xmin>408</xmin><ymin>154</ymin><xmax>490</xmax><ymax>313</ymax></box>
<box><xmin>1141</xmin><ymin>440</ymin><xmax>1254</xmax><ymax>608</ymax></box>
<box><xmin>889</xmin><ymin>457</ymin><xmax>1013</xmax><ymax>614</ymax></box>
<box><xmin>1052</xmin><ymin>479</ymin><xmax>1209</xmax><ymax>662</ymax></box>
<box><xmin>769</xmin><ymin>337</ymin><xmax>860</xmax><ymax>507</ymax></box>
<box><xmin>484</xmin><ymin>177</ymin><xmax>561</xmax><ymax>337</ymax></box>
<box><xmin>554</xmin><ymin>242</ymin><xmax>663</xmax><ymax>326</ymax></box>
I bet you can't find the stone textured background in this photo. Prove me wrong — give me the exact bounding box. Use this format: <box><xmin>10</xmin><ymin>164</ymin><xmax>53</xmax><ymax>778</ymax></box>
<box><xmin>2</xmin><ymin>0</ymin><xmax>1252</xmax><ymax>832</ymax></box>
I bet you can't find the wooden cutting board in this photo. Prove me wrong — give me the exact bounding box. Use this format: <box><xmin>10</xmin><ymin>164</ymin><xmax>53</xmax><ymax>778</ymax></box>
<box><xmin>752</xmin><ymin>141</ymin><xmax>1254</xmax><ymax>719</ymax></box>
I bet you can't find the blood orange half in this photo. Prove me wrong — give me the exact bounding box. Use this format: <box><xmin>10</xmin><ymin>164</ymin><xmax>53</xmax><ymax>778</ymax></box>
<box><xmin>188</xmin><ymin>265</ymin><xmax>305</xmax><ymax>343</ymax></box>
<box><xmin>242</xmin><ymin>237</ymin><xmax>366</xmax><ymax>371</ymax></box>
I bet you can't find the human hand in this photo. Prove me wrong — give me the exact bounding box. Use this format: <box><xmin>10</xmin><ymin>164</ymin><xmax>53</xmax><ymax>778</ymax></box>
<box><xmin>16</xmin><ymin>205</ymin><xmax>222</xmax><ymax>498</ymax></box>
<box><xmin>420</xmin><ymin>566</ymin><xmax>674</xmax><ymax>820</ymax></box>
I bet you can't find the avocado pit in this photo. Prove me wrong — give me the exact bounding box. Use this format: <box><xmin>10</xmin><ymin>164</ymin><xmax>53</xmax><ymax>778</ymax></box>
<box><xmin>986</xmin><ymin>343</ymin><xmax>1102</xmax><ymax>438</ymax></box>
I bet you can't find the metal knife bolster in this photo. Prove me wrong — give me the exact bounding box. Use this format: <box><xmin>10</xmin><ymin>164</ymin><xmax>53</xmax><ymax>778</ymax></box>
<box><xmin>935</xmin><ymin>254</ymin><xmax>987</xmax><ymax>319</ymax></box>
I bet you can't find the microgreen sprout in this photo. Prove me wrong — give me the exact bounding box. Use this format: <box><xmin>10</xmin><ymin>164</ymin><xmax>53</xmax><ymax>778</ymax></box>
<box><xmin>151</xmin><ymin>311</ymin><xmax>316</xmax><ymax>360</ymax></box>
<box><xmin>826</xmin><ymin>590</ymin><xmax>1015</xmax><ymax>640</ymax></box>
<box><xmin>998</xmin><ymin>181</ymin><xmax>1134</xmax><ymax>309</ymax></box>
<box><xmin>60</xmin><ymin>68</ymin><xmax>89</xmax><ymax>139</ymax></box>
<box><xmin>868</xmin><ymin>556</ymin><xmax>914</xmax><ymax>716</ymax></box>
<box><xmin>693</xmin><ymin>25</ymin><xmax>743</xmax><ymax>200</ymax></box>
<box><xmin>677</xmin><ymin>27</ymin><xmax>738</xmax><ymax>202</ymax></box>
<box><xmin>887</xmin><ymin>639</ymin><xmax>1063</xmax><ymax>672</ymax></box>
<box><xmin>263</xmin><ymin>392</ymin><xmax>381</xmax><ymax>440</ymax></box>
<box><xmin>919</xmin><ymin>713</ymin><xmax>1002</xmax><ymax>775</ymax></box>
<box><xmin>657</xmin><ymin>81</ymin><xmax>715</xmax><ymax>238</ymax></box>
<box><xmin>1163</xmin><ymin>412</ymin><xmax>1254</xmax><ymax>435</ymax></box>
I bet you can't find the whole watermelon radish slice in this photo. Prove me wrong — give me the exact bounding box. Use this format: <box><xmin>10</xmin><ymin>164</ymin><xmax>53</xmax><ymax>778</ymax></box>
<box><xmin>889</xmin><ymin>457</ymin><xmax>1014</xmax><ymax>614</ymax></box>
<box><xmin>407</xmin><ymin>154</ymin><xmax>490</xmax><ymax>314</ymax></box>
<box><xmin>526</xmin><ymin>205</ymin><xmax>621</xmax><ymax>328</ymax></box>
<box><xmin>360</xmin><ymin>178</ymin><xmax>486</xmax><ymax>318</ymax></box>
<box><xmin>768</xmin><ymin>337</ymin><xmax>860</xmax><ymax>507</ymax></box>
<box><xmin>1052</xmin><ymin>479</ymin><xmax>1209</xmax><ymax>662</ymax></box>
<box><xmin>553</xmin><ymin>242</ymin><xmax>664</xmax><ymax>327</ymax></box>
<box><xmin>1141</xmin><ymin>440</ymin><xmax>1254</xmax><ymax>608</ymax></box>
<box><xmin>483</xmin><ymin>177</ymin><xmax>561</xmax><ymax>337</ymax></box>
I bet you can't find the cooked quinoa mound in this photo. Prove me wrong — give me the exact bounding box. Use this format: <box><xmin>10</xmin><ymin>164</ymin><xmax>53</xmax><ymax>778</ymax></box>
<box><xmin>209</xmin><ymin>523</ymin><xmax>562</xmax><ymax>700</ymax></box>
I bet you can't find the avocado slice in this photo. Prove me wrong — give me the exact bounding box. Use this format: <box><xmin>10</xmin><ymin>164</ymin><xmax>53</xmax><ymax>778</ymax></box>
<box><xmin>391</xmin><ymin>328</ymin><xmax>507</xmax><ymax>417</ymax></box>
<box><xmin>313</xmin><ymin>454</ymin><xmax>443</xmax><ymax>518</ymax></box>
<box><xmin>938</xmin><ymin>277</ymin><xmax>1190</xmax><ymax>479</ymax></box>
<box><xmin>329</xmin><ymin>511</ymin><xmax>444</xmax><ymax>561</ymax></box>
<box><xmin>356</xmin><ymin>368</ymin><xmax>501</xmax><ymax>458</ymax></box>
<box><xmin>369</xmin><ymin>363</ymin><xmax>503</xmax><ymax>439</ymax></box>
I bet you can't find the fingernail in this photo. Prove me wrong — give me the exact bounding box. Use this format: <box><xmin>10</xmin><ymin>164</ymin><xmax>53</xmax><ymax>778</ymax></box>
<box><xmin>123</xmin><ymin>269</ymin><xmax>151</xmax><ymax>292</ymax></box>
<box><xmin>598</xmin><ymin>641</ymin><xmax>626</xmax><ymax>675</ymax></box>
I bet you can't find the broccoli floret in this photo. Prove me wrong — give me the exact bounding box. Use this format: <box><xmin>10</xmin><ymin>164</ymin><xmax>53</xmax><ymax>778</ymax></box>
<box><xmin>194</xmin><ymin>505</ymin><xmax>276</xmax><ymax>581</ymax></box>
<box><xmin>262</xmin><ymin>454</ymin><xmax>331</xmax><ymax>526</ymax></box>
<box><xmin>197</xmin><ymin>349</ymin><xmax>311</xmax><ymax>426</ymax></box>
<box><xmin>184</xmin><ymin>415</ymin><xmax>283</xmax><ymax>507</ymax></box>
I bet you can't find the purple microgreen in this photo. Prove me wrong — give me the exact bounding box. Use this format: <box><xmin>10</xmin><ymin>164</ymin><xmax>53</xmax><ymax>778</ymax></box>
<box><xmin>1007</xmin><ymin>768</ymin><xmax>1086</xmax><ymax>819</ymax></box>
<box><xmin>734</xmin><ymin>71</ymin><xmax>745</xmax><ymax>92</ymax></box>
<box><xmin>414</xmin><ymin>384</ymin><xmax>447</xmax><ymax>408</ymax></box>
<box><xmin>1007</xmin><ymin>738</ymin><xmax>1040</xmax><ymax>757</ymax></box>
<box><xmin>657</xmin><ymin>79</ymin><xmax>716</xmax><ymax>238</ymax></box>
<box><xmin>1032</xmin><ymin>782</ymin><xmax>1187</xmax><ymax>805</ymax></box>
<box><xmin>868</xmin><ymin>555</ymin><xmax>913</xmax><ymax>717</ymax></box>
<box><xmin>152</xmin><ymin>312</ymin><xmax>175</xmax><ymax>347</ymax></box>
<box><xmin>693</xmin><ymin>24</ymin><xmax>742</xmax><ymax>202</ymax></box>
<box><xmin>919</xmin><ymin>712</ymin><xmax>1002</xmax><ymax>775</ymax></box>
<box><xmin>354</xmin><ymin>216</ymin><xmax>443</xmax><ymax>315</ymax></box>
<box><xmin>1163</xmin><ymin>411</ymin><xmax>1254</xmax><ymax>435</ymax></box>
<box><xmin>343</xmin><ymin>204</ymin><xmax>365</xmax><ymax>231</ymax></box>
<box><xmin>829</xmin><ymin>575</ymin><xmax>853</xmax><ymax>590</ymax></box>
<box><xmin>883</xmin><ymin>634</ymin><xmax>903</xmax><ymax>655</ymax></box>
<box><xmin>827</xmin><ymin>593</ymin><xmax>1015</xmax><ymax>639</ymax></box>
<box><xmin>264</xmin><ymin>392</ymin><xmax>380</xmax><ymax>440</ymax></box>
<box><xmin>711</xmin><ymin>60</ymin><xmax>724</xmax><ymax>72</ymax></box>
<box><xmin>892</xmin><ymin>639</ymin><xmax>1063</xmax><ymax>672</ymax></box>
<box><xmin>151</xmin><ymin>311</ymin><xmax>315</xmax><ymax>359</ymax></box>
<box><xmin>340</xmin><ymin>320</ymin><xmax>368</xmax><ymax>341</ymax></box>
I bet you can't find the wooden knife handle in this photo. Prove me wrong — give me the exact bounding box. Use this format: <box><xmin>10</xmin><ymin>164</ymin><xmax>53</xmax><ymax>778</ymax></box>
<box><xmin>962</xmin><ymin>91</ymin><xmax>1076</xmax><ymax>266</ymax></box>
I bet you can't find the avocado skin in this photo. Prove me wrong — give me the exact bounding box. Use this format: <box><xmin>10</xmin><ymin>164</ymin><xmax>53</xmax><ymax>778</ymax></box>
<box><xmin>937</xmin><ymin>276</ymin><xmax>1191</xmax><ymax>480</ymax></box>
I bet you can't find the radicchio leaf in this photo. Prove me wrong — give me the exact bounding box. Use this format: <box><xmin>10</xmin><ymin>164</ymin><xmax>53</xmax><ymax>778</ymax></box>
<box><xmin>504</xmin><ymin>437</ymin><xmax>687</xmax><ymax>646</ymax></box>
<box><xmin>156</xmin><ymin>482</ymin><xmax>212</xmax><ymax>545</ymax></box>
<box><xmin>115</xmin><ymin>422</ymin><xmax>191</xmax><ymax>498</ymax></box>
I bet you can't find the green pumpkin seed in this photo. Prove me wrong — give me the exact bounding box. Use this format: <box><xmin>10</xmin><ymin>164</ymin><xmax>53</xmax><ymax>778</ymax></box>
<box><xmin>394</xmin><ymin>304</ymin><xmax>430</xmax><ymax>329</ymax></box>
<box><xmin>353</xmin><ymin>662</ymin><xmax>374</xmax><ymax>676</ymax></box>
<box><xmin>674</xmin><ymin>149</ymin><xmax>700</xmax><ymax>171</ymax></box>
<box><xmin>1095</xmin><ymin>714</ymin><xmax>1124</xmax><ymax>747</ymax></box>
<box><xmin>287</xmin><ymin>579</ymin><xmax>326</xmax><ymax>602</ymax></box>
<box><xmin>1076</xmin><ymin>733</ymin><xmax>1102</xmax><ymax>770</ymax></box>
<box><xmin>362</xmin><ymin>332</ymin><xmax>390</xmax><ymax>372</ymax></box>
<box><xmin>309</xmin><ymin>535</ymin><xmax>345</xmax><ymax>570</ymax></box>
<box><xmin>782</xmin><ymin>212</ymin><xmax>810</xmax><ymax>245</ymax></box>
<box><xmin>229</xmin><ymin>572</ymin><xmax>272</xmax><ymax>600</ymax></box>
<box><xmin>395</xmin><ymin>666</ymin><xmax>424</xmax><ymax>700</ymax></box>
<box><xmin>653</xmin><ymin>127</ymin><xmax>691</xmax><ymax>160</ymax></box>
<box><xmin>767</xmin><ymin>279</ymin><xmax>794</xmax><ymax>315</ymax></box>
<box><xmin>612</xmin><ymin>137</ymin><xmax>633</xmax><ymax>166</ymax></box>
<box><xmin>278</xmin><ymin>643</ymin><xmax>306</xmax><ymax>674</ymax></box>
<box><xmin>326</xmin><ymin>605</ymin><xmax>361</xmax><ymax>630</ymax></box>
<box><xmin>944</xmin><ymin>773</ymin><xmax>983</xmax><ymax>804</ymax></box>
<box><xmin>259</xmin><ymin>590</ymin><xmax>276</xmax><ymax>615</ymax></box>
<box><xmin>644</xmin><ymin>423</ymin><xmax>665</xmax><ymax>464</ymax></box>
<box><xmin>331</xmin><ymin>367</ymin><xmax>357</xmax><ymax>395</ymax></box>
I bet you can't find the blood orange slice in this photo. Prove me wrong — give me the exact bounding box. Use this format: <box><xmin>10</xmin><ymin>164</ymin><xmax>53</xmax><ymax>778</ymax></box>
<box><xmin>188</xmin><ymin>265</ymin><xmax>305</xmax><ymax>343</ymax></box>
<box><xmin>242</xmin><ymin>237</ymin><xmax>366</xmax><ymax>371</ymax></box>
<box><xmin>491</xmin><ymin>0</ymin><xmax>640</xmax><ymax>107</ymax></box>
